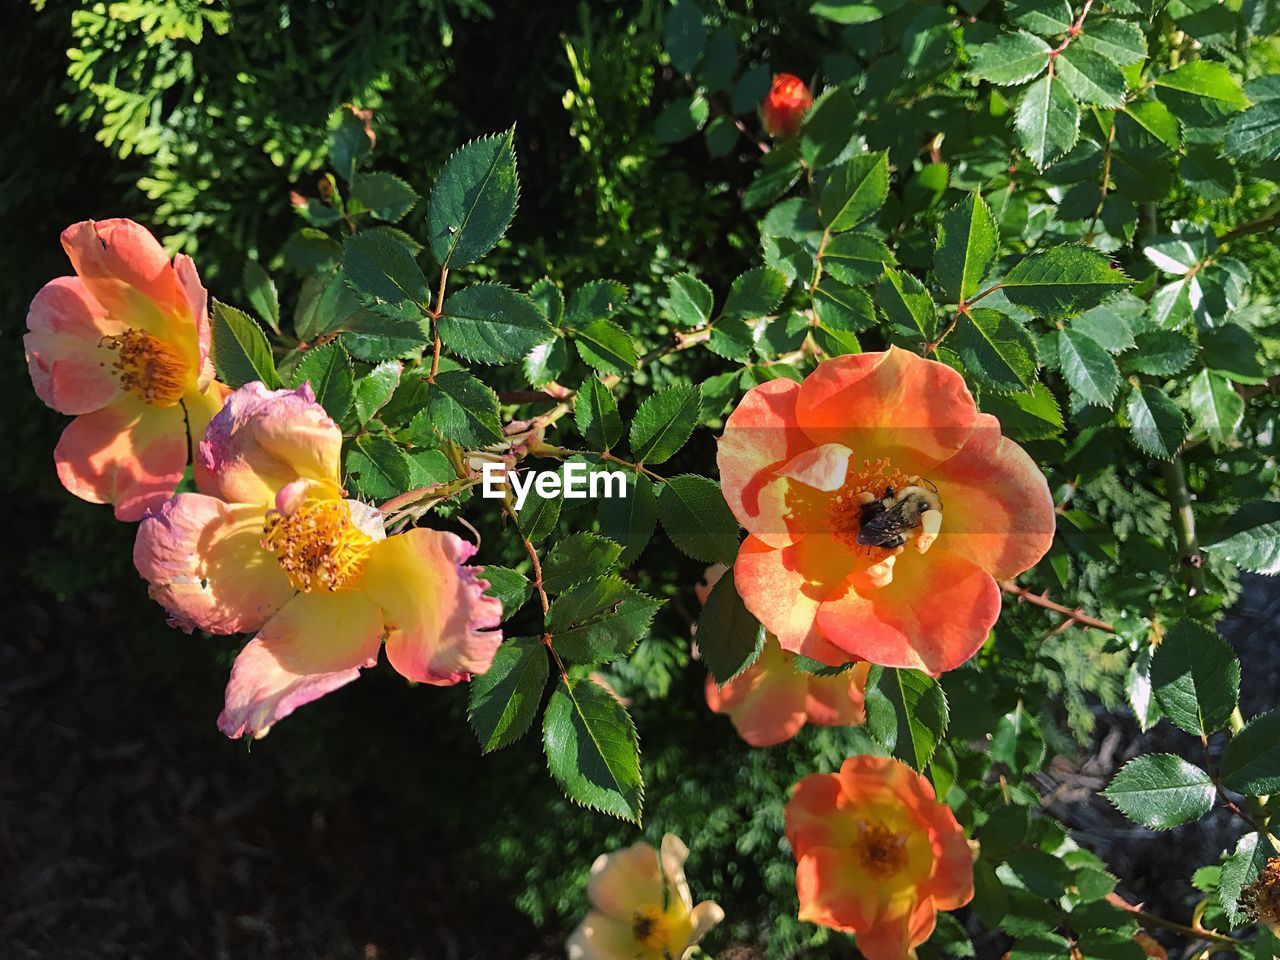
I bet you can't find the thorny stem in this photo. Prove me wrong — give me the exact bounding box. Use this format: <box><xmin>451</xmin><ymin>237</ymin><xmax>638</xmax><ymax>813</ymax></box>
<box><xmin>1048</xmin><ymin>0</ymin><xmax>1096</xmax><ymax>59</ymax></box>
<box><xmin>1160</xmin><ymin>455</ymin><xmax>1208</xmax><ymax>595</ymax></box>
<box><xmin>927</xmin><ymin>282</ymin><xmax>1004</xmax><ymax>353</ymax></box>
<box><xmin>1104</xmin><ymin>895</ymin><xmax>1242</xmax><ymax>948</ymax></box>
<box><xmin>428</xmin><ymin>265</ymin><xmax>449</xmax><ymax>382</ymax></box>
<box><xmin>1219</xmin><ymin>202</ymin><xmax>1280</xmax><ymax>246</ymax></box>
<box><xmin>999</xmin><ymin>580</ymin><xmax>1117</xmax><ymax>633</ymax></box>
<box><xmin>1084</xmin><ymin>118</ymin><xmax>1117</xmax><ymax>242</ymax></box>
<box><xmin>503</xmin><ymin>502</ymin><xmax>571</xmax><ymax>682</ymax></box>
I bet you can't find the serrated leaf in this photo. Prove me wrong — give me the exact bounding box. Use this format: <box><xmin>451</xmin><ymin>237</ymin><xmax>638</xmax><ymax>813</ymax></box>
<box><xmin>469</xmin><ymin>636</ymin><xmax>548</xmax><ymax>753</ymax></box>
<box><xmin>819</xmin><ymin>151</ymin><xmax>890</xmax><ymax>232</ymax></box>
<box><xmin>294</xmin><ymin>268</ymin><xmax>361</xmax><ymax>341</ymax></box>
<box><xmin>1205</xmin><ymin>501</ymin><xmax>1280</xmax><ymax>574</ymax></box>
<box><xmin>439</xmin><ymin>283</ymin><xmax>553</xmax><ymax>364</ymax></box>
<box><xmin>955</xmin><ymin>308</ymin><xmax>1039</xmax><ymax>393</ymax></box>
<box><xmin>1014</xmin><ymin>74</ymin><xmax>1080</xmax><ymax>169</ymax></box>
<box><xmin>341</xmin><ymin>313</ymin><xmax>428</xmax><ymax>363</ymax></box>
<box><xmin>1055</xmin><ymin>328</ymin><xmax>1121</xmax><ymax>406</ymax></box>
<box><xmin>342</xmin><ymin>231</ymin><xmax>431</xmax><ymax>324</ymax></box>
<box><xmin>519</xmin><ymin>477</ymin><xmax>561</xmax><ymax>543</ymax></box>
<box><xmin>1124</xmin><ymin>98</ymin><xmax>1181</xmax><ymax>151</ymax></box>
<box><xmin>1221</xmin><ymin>710</ymin><xmax>1280</xmax><ymax>796</ymax></box>
<box><xmin>1155</xmin><ymin>61</ymin><xmax>1249</xmax><ymax>109</ymax></box>
<box><xmin>1221</xmin><ymin>833</ymin><xmax>1276</xmax><ymax>925</ymax></box>
<box><xmin>1071</xmin><ymin>296</ymin><xmax>1139</xmax><ymax>353</ymax></box>
<box><xmin>1225</xmin><ymin>100</ymin><xmax>1280</xmax><ymax>163</ymax></box>
<box><xmin>800</xmin><ymin>86</ymin><xmax>856</xmax><ymax>168</ymax></box>
<box><xmin>697</xmin><ymin>566</ymin><xmax>766</xmax><ymax>684</ymax></box>
<box><xmin>630</xmin><ymin>384</ymin><xmax>701</xmax><ymax>464</ymax></box>
<box><xmin>574</xmin><ymin>319</ymin><xmax>639</xmax><ymax>374</ymax></box>
<box><xmin>1056</xmin><ymin>47</ymin><xmax>1127</xmax><ymax>108</ymax></box>
<box><xmin>813</xmin><ymin>279</ymin><xmax>875</xmax><ymax>334</ymax></box>
<box><xmin>657</xmin><ymin>475</ymin><xmax>739</xmax><ymax>564</ymax></box>
<box><xmin>599</xmin><ymin>473</ymin><xmax>659</xmax><ymax>566</ymax></box>
<box><xmin>867</xmin><ymin>666</ymin><xmax>949</xmax><ymax>770</ymax></box>
<box><xmin>1126</xmin><ymin>646</ymin><xmax>1163</xmax><ymax>733</ymax></box>
<box><xmin>549</xmin><ymin>575</ymin><xmax>661</xmax><ymax>663</ymax></box>
<box><xmin>877</xmin><ymin>267</ymin><xmax>936</xmax><ymax>339</ymax></box>
<box><xmin>428</xmin><ymin>128</ymin><xmax>519</xmax><ymax>268</ymax></box>
<box><xmin>1103</xmin><ymin>755</ymin><xmax>1215</xmax><ymax>829</ymax></box>
<box><xmin>345</xmin><ymin>434</ymin><xmax>412</xmax><ymax>500</ymax></box>
<box><xmin>542</xmin><ymin>532</ymin><xmax>624</xmax><ymax>595</ymax></box>
<box><xmin>823</xmin><ymin>233</ymin><xmax>894</xmax><ymax>285</ymax></box>
<box><xmin>1150</xmin><ymin>620</ymin><xmax>1240</xmax><ymax>736</ymax></box>
<box><xmin>1124</xmin><ymin>331</ymin><xmax>1195</xmax><ymax>375</ymax></box>
<box><xmin>242</xmin><ymin>260</ymin><xmax>280</xmax><ymax>333</ymax></box>
<box><xmin>1126</xmin><ymin>384</ymin><xmax>1186</xmax><ymax>459</ymax></box>
<box><xmin>567</xmin><ymin>280</ymin><xmax>628</xmax><ymax>327</ymax></box>
<box><xmin>415</xmin><ymin>370</ymin><xmax>503</xmax><ymax>446</ymax></box>
<box><xmin>524</xmin><ymin>336</ymin><xmax>569</xmax><ymax>388</ymax></box>
<box><xmin>1008</xmin><ymin>0</ymin><xmax>1072</xmax><ymax>34</ymax></box>
<box><xmin>969</xmin><ymin>30</ymin><xmax>1051</xmax><ymax>85</ymax></box>
<box><xmin>352</xmin><ymin>172</ymin><xmax>419</xmax><ymax>222</ymax></box>
<box><xmin>352</xmin><ymin>359</ymin><xmax>401</xmax><ymax>424</ymax></box>
<box><xmin>936</xmin><ymin>192</ymin><xmax>998</xmax><ymax>303</ymax></box>
<box><xmin>543</xmin><ymin>678</ymin><xmax>643</xmax><ymax>823</ymax></box>
<box><xmin>723</xmin><ymin>266</ymin><xmax>789</xmax><ymax>320</ymax></box>
<box><xmin>1003</xmin><ymin>246</ymin><xmax>1129</xmax><ymax>319</ymax></box>
<box><xmin>1076</xmin><ymin>19</ymin><xmax>1146</xmax><ymax>65</ymax></box>
<box><xmin>211</xmin><ymin>300</ymin><xmax>281</xmax><ymax>388</ymax></box>
<box><xmin>980</xmin><ymin>382</ymin><xmax>1064</xmax><ymax>441</ymax></box>
<box><xmin>668</xmin><ymin>273</ymin><xmax>714</xmax><ymax>327</ymax></box>
<box><xmin>1187</xmin><ymin>368</ymin><xmax>1243</xmax><ymax>448</ymax></box>
<box><xmin>290</xmin><ymin>342</ymin><xmax>353</xmax><ymax>420</ymax></box>
<box><xmin>481</xmin><ymin>566</ymin><xmax>532</xmax><ymax>620</ymax></box>
<box><xmin>575</xmin><ymin>378</ymin><xmax>623</xmax><ymax>451</ymax></box>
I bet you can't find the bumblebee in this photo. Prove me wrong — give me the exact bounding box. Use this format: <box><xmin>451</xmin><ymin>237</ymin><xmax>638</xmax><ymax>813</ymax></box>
<box><xmin>856</xmin><ymin>481</ymin><xmax>943</xmax><ymax>551</ymax></box>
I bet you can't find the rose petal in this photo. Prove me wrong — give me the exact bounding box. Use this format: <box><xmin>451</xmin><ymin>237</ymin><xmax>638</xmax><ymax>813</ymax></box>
<box><xmin>24</xmin><ymin>276</ymin><xmax>122</xmax><ymax>415</ymax></box>
<box><xmin>565</xmin><ymin>911</ymin><xmax>639</xmax><ymax>960</ymax></box>
<box><xmin>586</xmin><ymin>842</ymin><xmax>663</xmax><ymax>918</ymax></box>
<box><xmin>705</xmin><ymin>637</ymin><xmax>809</xmax><ymax>747</ymax></box>
<box><xmin>61</xmin><ymin>219</ymin><xmax>186</xmax><ymax>326</ymax></box>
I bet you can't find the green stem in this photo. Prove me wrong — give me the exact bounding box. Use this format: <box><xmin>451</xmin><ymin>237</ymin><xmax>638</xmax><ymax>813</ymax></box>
<box><xmin>1160</xmin><ymin>454</ymin><xmax>1207</xmax><ymax>594</ymax></box>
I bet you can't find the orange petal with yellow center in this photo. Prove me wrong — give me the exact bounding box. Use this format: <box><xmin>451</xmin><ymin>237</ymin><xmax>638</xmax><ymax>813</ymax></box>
<box><xmin>359</xmin><ymin>529</ymin><xmax>503</xmax><ymax>686</ymax></box>
<box><xmin>931</xmin><ymin>414</ymin><xmax>1055</xmax><ymax>579</ymax></box>
<box><xmin>217</xmin><ymin>589</ymin><xmax>385</xmax><ymax>739</ymax></box>
<box><xmin>704</xmin><ymin>637</ymin><xmax>809</xmax><ymax>747</ymax></box>
<box><xmin>794</xmin><ymin>347</ymin><xmax>977</xmax><ymax>475</ymax></box>
<box><xmin>25</xmin><ymin>276</ymin><xmax>122</xmax><ymax>415</ymax></box>
<box><xmin>54</xmin><ymin>394</ymin><xmax>189</xmax><ymax>521</ymax></box>
<box><xmin>61</xmin><ymin>220</ymin><xmax>188</xmax><ymax>335</ymax></box>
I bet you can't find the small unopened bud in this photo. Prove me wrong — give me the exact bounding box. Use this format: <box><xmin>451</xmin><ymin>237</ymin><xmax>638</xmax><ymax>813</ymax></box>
<box><xmin>762</xmin><ymin>73</ymin><xmax>813</xmax><ymax>139</ymax></box>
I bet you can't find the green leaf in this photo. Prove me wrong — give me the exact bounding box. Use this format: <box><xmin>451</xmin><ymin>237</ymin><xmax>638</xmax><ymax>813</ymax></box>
<box><xmin>566</xmin><ymin>280</ymin><xmax>628</xmax><ymax>327</ymax></box>
<box><xmin>1125</xmin><ymin>384</ymin><xmax>1186</xmax><ymax>459</ymax></box>
<box><xmin>813</xmin><ymin>279</ymin><xmax>875</xmax><ymax>334</ymax></box>
<box><xmin>428</xmin><ymin>128</ymin><xmax>519</xmax><ymax>268</ymax></box>
<box><xmin>242</xmin><ymin>260</ymin><xmax>280</xmax><ymax>333</ymax></box>
<box><xmin>328</xmin><ymin>105</ymin><xmax>373</xmax><ymax>181</ymax></box>
<box><xmin>955</xmin><ymin>308</ymin><xmax>1039</xmax><ymax>393</ymax></box>
<box><xmin>1008</xmin><ymin>0</ymin><xmax>1072</xmax><ymax>34</ymax></box>
<box><xmin>1103</xmin><ymin>755</ymin><xmax>1215</xmax><ymax>829</ymax></box>
<box><xmin>575</xmin><ymin>378</ymin><xmax>623</xmax><ymax>451</ymax></box>
<box><xmin>969</xmin><ymin>31</ymin><xmax>1051</xmax><ymax>85</ymax></box>
<box><xmin>345</xmin><ymin>434</ymin><xmax>412</xmax><ymax>500</ymax></box>
<box><xmin>1221</xmin><ymin>710</ymin><xmax>1280</xmax><ymax>796</ymax></box>
<box><xmin>524</xmin><ymin>336</ymin><xmax>569</xmax><ymax>388</ymax></box>
<box><xmin>1204</xmin><ymin>501</ymin><xmax>1280</xmax><ymax>574</ymax></box>
<box><xmin>1056</xmin><ymin>47</ymin><xmax>1127</xmax><ymax>108</ymax></box>
<box><xmin>1125</xmin><ymin>330</ymin><xmax>1195</xmax><ymax>375</ymax></box>
<box><xmin>935</xmin><ymin>192</ymin><xmax>998</xmax><ymax>304</ymax></box>
<box><xmin>352</xmin><ymin>172</ymin><xmax>419</xmax><ymax>222</ymax></box>
<box><xmin>573</xmin><ymin>320</ymin><xmax>639</xmax><ymax>374</ymax></box>
<box><xmin>519</xmin><ymin>478</ymin><xmax>561</xmax><ymax>543</ymax></box>
<box><xmin>655</xmin><ymin>96</ymin><xmax>710</xmax><ymax>143</ymax></box>
<box><xmin>877</xmin><ymin>267</ymin><xmax>937</xmax><ymax>339</ymax></box>
<box><xmin>811</xmin><ymin>0</ymin><xmax>907</xmax><ymax>23</ymax></box>
<box><xmin>481</xmin><ymin>566</ymin><xmax>532</xmax><ymax>620</ymax></box>
<box><xmin>800</xmin><ymin>86</ymin><xmax>857</xmax><ymax>167</ymax></box>
<box><xmin>342</xmin><ymin>231</ymin><xmax>431</xmax><ymax>324</ymax></box>
<box><xmin>823</xmin><ymin>234</ymin><xmax>894</xmax><ymax>285</ymax></box>
<box><xmin>657</xmin><ymin>475</ymin><xmax>739</xmax><ymax>565</ymax></box>
<box><xmin>1150</xmin><ymin>619</ymin><xmax>1240</xmax><ymax>736</ymax></box>
<box><xmin>341</xmin><ymin>313</ymin><xmax>428</xmax><ymax>363</ymax></box>
<box><xmin>664</xmin><ymin>0</ymin><xmax>706</xmax><ymax>73</ymax></box>
<box><xmin>416</xmin><ymin>370</ymin><xmax>503</xmax><ymax>446</ymax></box>
<box><xmin>1076</xmin><ymin>20</ymin><xmax>1147</xmax><ymax>65</ymax></box>
<box><xmin>1221</xmin><ymin>833</ymin><xmax>1276</xmax><ymax>925</ymax></box>
<box><xmin>1003</xmin><ymin>246</ymin><xmax>1129</xmax><ymax>320</ymax></box>
<box><xmin>867</xmin><ymin>667</ymin><xmax>949</xmax><ymax>771</ymax></box>
<box><xmin>630</xmin><ymin>384</ymin><xmax>701</xmax><ymax>464</ymax></box>
<box><xmin>819</xmin><ymin>151</ymin><xmax>890</xmax><ymax>232</ymax></box>
<box><xmin>698</xmin><ymin>566</ymin><xmax>766</xmax><ymax>684</ymax></box>
<box><xmin>723</xmin><ymin>266</ymin><xmax>789</xmax><ymax>320</ymax></box>
<box><xmin>468</xmin><ymin>636</ymin><xmax>548</xmax><ymax>753</ymax></box>
<box><xmin>439</xmin><ymin>283</ymin><xmax>553</xmax><ymax>364</ymax></box>
<box><xmin>980</xmin><ymin>382</ymin><xmax>1064</xmax><ymax>441</ymax></box>
<box><xmin>1155</xmin><ymin>61</ymin><xmax>1249</xmax><ymax>109</ymax></box>
<box><xmin>1054</xmin><ymin>328</ymin><xmax>1121</xmax><ymax>406</ymax></box>
<box><xmin>1225</xmin><ymin>100</ymin><xmax>1280</xmax><ymax>163</ymax></box>
<box><xmin>543</xmin><ymin>678</ymin><xmax>643</xmax><ymax>823</ymax></box>
<box><xmin>1187</xmin><ymin>368</ymin><xmax>1244</xmax><ymax>448</ymax></box>
<box><xmin>290</xmin><ymin>342</ymin><xmax>353</xmax><ymax>420</ymax></box>
<box><xmin>599</xmin><ymin>473</ymin><xmax>659</xmax><ymax>566</ymax></box>
<box><xmin>351</xmin><ymin>359</ymin><xmax>401</xmax><ymax>424</ymax></box>
<box><xmin>1014</xmin><ymin>74</ymin><xmax>1080</xmax><ymax>169</ymax></box>
<box><xmin>1124</xmin><ymin>98</ymin><xmax>1181</xmax><ymax>151</ymax></box>
<box><xmin>294</xmin><ymin>268</ymin><xmax>361</xmax><ymax>341</ymax></box>
<box><xmin>667</xmin><ymin>273</ymin><xmax>714</xmax><ymax>327</ymax></box>
<box><xmin>542</xmin><ymin>532</ymin><xmax>624</xmax><ymax>595</ymax></box>
<box><xmin>549</xmin><ymin>575</ymin><xmax>661</xmax><ymax>663</ymax></box>
<box><xmin>211</xmin><ymin>300</ymin><xmax>281</xmax><ymax>388</ymax></box>
<box><xmin>1071</xmin><ymin>295</ymin><xmax>1140</xmax><ymax>354</ymax></box>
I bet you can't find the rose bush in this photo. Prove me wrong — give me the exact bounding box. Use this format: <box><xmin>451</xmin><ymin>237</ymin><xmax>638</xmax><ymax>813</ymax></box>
<box><xmin>12</xmin><ymin>0</ymin><xmax>1280</xmax><ymax>958</ymax></box>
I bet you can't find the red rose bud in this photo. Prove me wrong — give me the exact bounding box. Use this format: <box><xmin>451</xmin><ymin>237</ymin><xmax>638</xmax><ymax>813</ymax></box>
<box><xmin>762</xmin><ymin>73</ymin><xmax>813</xmax><ymax>139</ymax></box>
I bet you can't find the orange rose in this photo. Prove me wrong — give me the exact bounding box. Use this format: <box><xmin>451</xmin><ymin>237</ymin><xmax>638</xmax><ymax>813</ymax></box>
<box><xmin>762</xmin><ymin>73</ymin><xmax>813</xmax><ymax>138</ymax></box>
<box><xmin>697</xmin><ymin>565</ymin><xmax>870</xmax><ymax>747</ymax></box>
<box><xmin>716</xmin><ymin>347</ymin><xmax>1054</xmax><ymax>674</ymax></box>
<box><xmin>785</xmin><ymin>755</ymin><xmax>973</xmax><ymax>960</ymax></box>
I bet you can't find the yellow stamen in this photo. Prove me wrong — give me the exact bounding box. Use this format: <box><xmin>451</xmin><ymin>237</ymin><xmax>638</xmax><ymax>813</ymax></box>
<box><xmin>828</xmin><ymin>458</ymin><xmax>912</xmax><ymax>551</ymax></box>
<box><xmin>851</xmin><ymin>820</ymin><xmax>909</xmax><ymax>879</ymax></box>
<box><xmin>100</xmin><ymin>329</ymin><xmax>187</xmax><ymax>406</ymax></box>
<box><xmin>260</xmin><ymin>499</ymin><xmax>374</xmax><ymax>592</ymax></box>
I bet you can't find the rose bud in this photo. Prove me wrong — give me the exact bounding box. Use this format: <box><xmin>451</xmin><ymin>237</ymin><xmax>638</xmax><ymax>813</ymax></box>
<box><xmin>762</xmin><ymin>73</ymin><xmax>813</xmax><ymax>139</ymax></box>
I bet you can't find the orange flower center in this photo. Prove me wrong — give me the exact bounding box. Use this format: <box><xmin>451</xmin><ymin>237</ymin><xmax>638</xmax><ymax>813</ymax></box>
<box><xmin>852</xmin><ymin>820</ymin><xmax>909</xmax><ymax>879</ymax></box>
<box><xmin>100</xmin><ymin>329</ymin><xmax>187</xmax><ymax>407</ymax></box>
<box><xmin>630</xmin><ymin>905</ymin><xmax>670</xmax><ymax>951</ymax></box>
<box><xmin>260</xmin><ymin>499</ymin><xmax>373</xmax><ymax>592</ymax></box>
<box><xmin>828</xmin><ymin>458</ymin><xmax>912</xmax><ymax>552</ymax></box>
